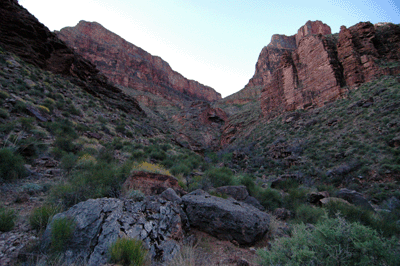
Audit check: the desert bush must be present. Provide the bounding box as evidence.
[149,149,167,161]
[50,162,131,208]
[258,215,399,266]
[0,90,9,99]
[283,187,310,211]
[167,244,196,266]
[29,204,60,232]
[205,167,234,188]
[324,200,400,237]
[109,238,149,266]
[295,204,325,224]
[127,189,145,201]
[19,117,35,131]
[0,108,9,119]
[51,217,76,252]
[60,153,78,175]
[132,162,171,176]
[0,207,16,232]
[170,164,191,176]
[255,187,283,211]
[0,148,27,181]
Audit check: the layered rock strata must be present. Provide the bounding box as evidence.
[57,21,221,104]
[242,20,400,119]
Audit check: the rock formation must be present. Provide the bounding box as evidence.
[41,197,187,265]
[122,171,184,196]
[172,101,228,152]
[57,21,221,104]
[181,189,270,245]
[0,0,144,115]
[239,20,400,119]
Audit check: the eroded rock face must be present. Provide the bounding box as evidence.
[41,197,187,265]
[172,101,228,152]
[182,190,270,245]
[0,0,144,115]
[122,171,184,196]
[261,34,345,118]
[57,21,221,104]
[247,20,400,119]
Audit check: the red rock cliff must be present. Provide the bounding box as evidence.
[252,20,400,119]
[0,0,144,115]
[57,21,221,104]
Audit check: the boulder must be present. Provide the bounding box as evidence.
[320,197,352,206]
[307,191,329,204]
[215,185,249,201]
[41,197,187,265]
[214,185,264,211]
[273,208,293,221]
[336,188,374,211]
[182,190,269,245]
[160,188,182,204]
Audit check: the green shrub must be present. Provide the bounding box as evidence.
[109,238,148,266]
[206,167,234,188]
[258,215,399,266]
[0,148,27,181]
[29,205,60,232]
[324,200,400,237]
[19,117,35,131]
[51,217,76,252]
[0,207,16,232]
[0,108,9,119]
[149,150,166,161]
[54,137,76,153]
[60,153,78,174]
[255,187,283,211]
[170,164,191,176]
[283,187,310,211]
[127,190,145,201]
[295,204,325,224]
[0,90,10,99]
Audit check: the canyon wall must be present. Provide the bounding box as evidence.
[57,21,221,104]
[241,20,400,119]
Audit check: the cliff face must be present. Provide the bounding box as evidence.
[57,21,221,104]
[243,20,400,119]
[0,0,144,115]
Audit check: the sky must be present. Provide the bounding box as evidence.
[19,0,400,98]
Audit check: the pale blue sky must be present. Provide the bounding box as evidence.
[20,0,400,97]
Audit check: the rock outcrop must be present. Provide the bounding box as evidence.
[41,197,187,265]
[57,21,221,104]
[0,0,144,115]
[172,101,228,152]
[181,190,270,245]
[240,20,400,119]
[122,171,184,196]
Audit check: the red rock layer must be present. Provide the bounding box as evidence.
[57,21,221,104]
[172,101,228,152]
[261,34,344,118]
[240,21,331,102]
[256,21,400,119]
[0,0,144,115]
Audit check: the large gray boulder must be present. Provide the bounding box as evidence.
[336,188,374,211]
[215,185,264,211]
[41,197,187,265]
[182,189,270,245]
